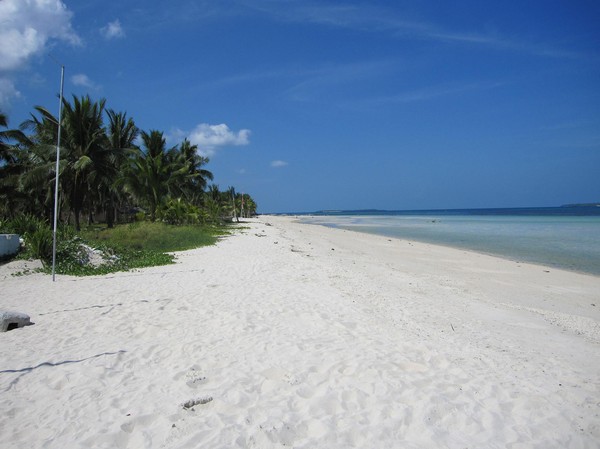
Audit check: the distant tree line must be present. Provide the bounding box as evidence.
[0,96,257,230]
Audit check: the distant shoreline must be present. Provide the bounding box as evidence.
[294,213,600,276]
[273,204,600,217]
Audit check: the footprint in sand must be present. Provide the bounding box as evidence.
[181,396,213,410]
[180,367,213,411]
[185,369,208,388]
[174,366,208,388]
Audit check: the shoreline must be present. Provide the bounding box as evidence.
[1,216,599,448]
[297,221,600,278]
[268,215,600,339]
[290,215,600,277]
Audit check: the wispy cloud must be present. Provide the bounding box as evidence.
[285,60,394,102]
[544,135,600,150]
[371,80,507,105]
[101,19,125,39]
[71,73,100,90]
[425,31,586,59]
[194,59,394,105]
[202,59,504,110]
[172,123,251,157]
[244,0,433,36]
[205,67,307,89]
[539,120,595,131]
[127,1,243,31]
[240,0,589,60]
[271,160,289,168]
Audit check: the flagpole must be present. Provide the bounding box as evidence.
[51,65,65,282]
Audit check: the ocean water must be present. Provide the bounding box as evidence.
[296,208,600,276]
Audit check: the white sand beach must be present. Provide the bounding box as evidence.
[1,215,599,449]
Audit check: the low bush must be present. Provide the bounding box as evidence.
[156,198,200,225]
[27,223,53,265]
[3,214,46,236]
[3,214,230,276]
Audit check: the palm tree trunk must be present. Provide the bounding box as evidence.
[74,207,81,231]
[106,196,115,228]
[232,192,238,223]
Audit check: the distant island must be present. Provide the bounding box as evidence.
[307,204,600,217]
[562,203,600,207]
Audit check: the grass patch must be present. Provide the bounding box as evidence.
[3,220,232,277]
[53,241,176,276]
[26,221,232,276]
[82,221,228,253]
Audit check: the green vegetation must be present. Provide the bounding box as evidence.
[0,97,257,276]
[82,221,226,253]
[1,215,231,276]
[0,102,257,227]
[1,214,54,263]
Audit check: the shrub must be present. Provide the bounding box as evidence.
[57,223,77,241]
[6,214,46,236]
[27,223,53,264]
[204,198,223,224]
[156,198,200,225]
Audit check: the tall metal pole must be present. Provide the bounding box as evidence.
[51,65,65,282]
[231,188,238,222]
[240,192,245,219]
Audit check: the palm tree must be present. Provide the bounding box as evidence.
[228,186,239,222]
[61,95,111,229]
[22,95,115,230]
[238,193,257,218]
[177,139,213,200]
[3,111,61,220]
[5,100,256,228]
[13,142,58,219]
[203,197,222,223]
[106,110,138,151]
[207,184,221,202]
[0,113,13,162]
[105,110,138,227]
[0,113,30,217]
[246,196,258,216]
[123,130,191,220]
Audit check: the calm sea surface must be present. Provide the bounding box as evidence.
[295,207,600,276]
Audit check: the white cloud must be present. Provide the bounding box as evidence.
[0,0,80,107]
[184,123,251,157]
[101,19,125,39]
[0,78,21,110]
[71,73,99,89]
[0,0,80,71]
[271,160,288,168]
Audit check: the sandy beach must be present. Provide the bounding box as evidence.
[1,215,599,449]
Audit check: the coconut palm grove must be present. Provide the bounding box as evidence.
[0,96,257,274]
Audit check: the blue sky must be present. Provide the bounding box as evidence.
[1,0,599,213]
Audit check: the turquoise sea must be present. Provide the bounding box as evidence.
[295,207,600,276]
